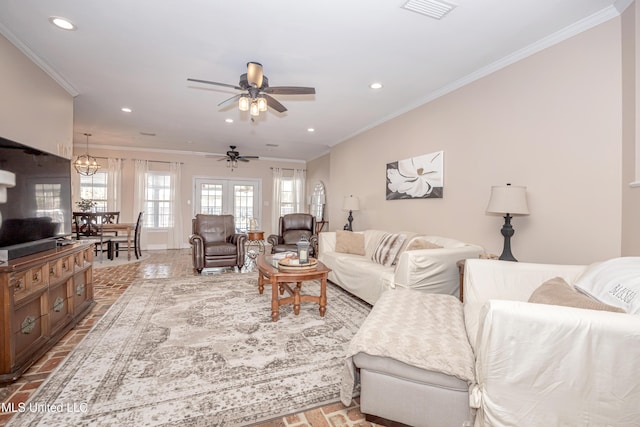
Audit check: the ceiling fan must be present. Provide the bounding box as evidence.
[208,146,259,170]
[188,62,315,115]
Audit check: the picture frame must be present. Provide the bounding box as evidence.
[386,150,443,200]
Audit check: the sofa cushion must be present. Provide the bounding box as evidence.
[529,277,625,313]
[574,257,640,314]
[335,230,365,256]
[371,233,406,267]
[406,236,443,251]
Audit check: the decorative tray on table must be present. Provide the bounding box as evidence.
[277,257,318,272]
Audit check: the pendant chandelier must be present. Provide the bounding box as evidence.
[73,133,100,176]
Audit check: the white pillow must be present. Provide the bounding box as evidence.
[574,257,640,314]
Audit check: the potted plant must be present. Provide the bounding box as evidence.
[76,198,96,212]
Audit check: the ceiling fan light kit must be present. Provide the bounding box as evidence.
[188,61,315,118]
[209,145,260,171]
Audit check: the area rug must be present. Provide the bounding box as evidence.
[7,274,371,426]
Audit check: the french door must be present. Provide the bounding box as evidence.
[193,178,261,232]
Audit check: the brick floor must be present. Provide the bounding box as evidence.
[0,249,375,427]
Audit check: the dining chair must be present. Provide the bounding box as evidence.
[111,211,144,259]
[72,212,113,259]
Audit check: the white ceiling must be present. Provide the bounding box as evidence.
[0,0,627,162]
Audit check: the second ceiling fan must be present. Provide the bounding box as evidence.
[188,62,315,115]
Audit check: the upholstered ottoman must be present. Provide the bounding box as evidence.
[341,289,475,427]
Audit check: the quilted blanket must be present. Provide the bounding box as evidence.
[340,289,475,406]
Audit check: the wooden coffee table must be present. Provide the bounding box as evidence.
[257,255,331,322]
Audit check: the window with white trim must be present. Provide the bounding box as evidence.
[279,177,294,216]
[145,172,172,229]
[79,172,108,211]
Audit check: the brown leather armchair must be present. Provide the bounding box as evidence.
[267,213,318,257]
[189,214,247,273]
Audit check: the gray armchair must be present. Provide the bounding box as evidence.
[189,214,247,273]
[267,213,318,257]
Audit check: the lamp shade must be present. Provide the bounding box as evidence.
[486,184,529,215]
[343,195,360,211]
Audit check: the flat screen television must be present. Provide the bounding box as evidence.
[0,136,72,258]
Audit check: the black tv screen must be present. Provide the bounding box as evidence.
[0,137,72,248]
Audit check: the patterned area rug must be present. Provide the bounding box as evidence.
[8,274,371,426]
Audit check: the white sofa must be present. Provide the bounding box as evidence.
[318,230,484,305]
[342,258,640,427]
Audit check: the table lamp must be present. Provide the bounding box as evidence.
[486,183,529,262]
[342,195,360,231]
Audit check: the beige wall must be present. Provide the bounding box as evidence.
[328,18,624,265]
[622,2,640,256]
[0,34,73,156]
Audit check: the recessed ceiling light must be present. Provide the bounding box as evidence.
[307,128,315,132]
[369,82,383,90]
[49,16,76,31]
[225,118,234,123]
[121,107,132,113]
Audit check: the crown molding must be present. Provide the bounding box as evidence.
[0,23,79,97]
[340,4,624,145]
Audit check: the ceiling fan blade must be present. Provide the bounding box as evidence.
[264,94,287,113]
[236,158,250,162]
[187,78,242,90]
[264,86,316,95]
[218,94,242,108]
[246,62,263,88]
[238,155,259,160]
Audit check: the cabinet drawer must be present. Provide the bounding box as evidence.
[13,294,46,362]
[72,271,91,313]
[74,247,93,271]
[49,279,72,335]
[49,256,74,283]
[11,264,48,303]
[11,271,28,300]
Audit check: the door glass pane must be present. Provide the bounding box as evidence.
[233,184,254,232]
[200,183,223,215]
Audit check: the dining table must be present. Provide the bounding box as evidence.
[100,222,136,261]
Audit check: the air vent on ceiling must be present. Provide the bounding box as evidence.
[401,0,456,20]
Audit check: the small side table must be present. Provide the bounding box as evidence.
[246,230,265,253]
[244,231,265,272]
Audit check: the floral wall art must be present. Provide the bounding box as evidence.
[386,151,443,200]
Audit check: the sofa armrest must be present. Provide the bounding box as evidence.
[189,233,205,270]
[393,244,483,295]
[231,233,247,264]
[472,300,640,426]
[318,231,336,255]
[266,234,282,247]
[463,259,586,350]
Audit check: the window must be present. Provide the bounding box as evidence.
[145,172,172,228]
[79,172,108,211]
[199,183,223,215]
[279,177,294,216]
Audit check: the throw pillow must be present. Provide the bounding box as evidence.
[574,257,640,314]
[335,231,366,256]
[406,237,443,251]
[529,277,625,313]
[371,233,406,267]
